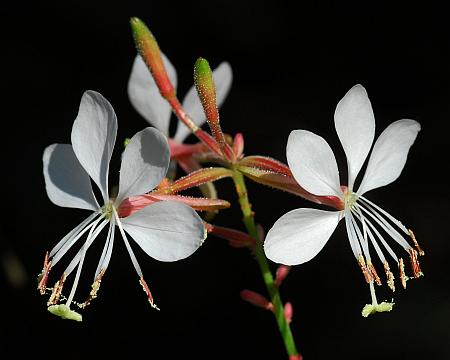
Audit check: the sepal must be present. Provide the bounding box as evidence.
[154,167,233,194]
[117,194,230,217]
[238,165,344,209]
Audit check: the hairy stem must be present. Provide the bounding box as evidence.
[232,170,300,358]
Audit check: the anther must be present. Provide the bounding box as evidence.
[398,258,408,289]
[367,262,382,286]
[358,255,373,283]
[383,261,395,292]
[139,277,160,310]
[37,252,51,295]
[408,248,423,278]
[408,229,424,256]
[80,269,105,309]
[47,273,66,305]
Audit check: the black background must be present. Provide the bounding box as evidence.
[3,1,450,359]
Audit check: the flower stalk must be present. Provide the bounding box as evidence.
[231,170,300,359]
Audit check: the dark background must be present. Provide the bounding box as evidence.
[3,1,450,359]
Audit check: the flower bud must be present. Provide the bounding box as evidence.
[130,17,175,99]
[275,265,291,287]
[240,289,273,311]
[194,57,234,161]
[284,302,293,323]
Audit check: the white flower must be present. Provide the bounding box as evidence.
[41,90,205,320]
[128,53,232,143]
[264,85,423,316]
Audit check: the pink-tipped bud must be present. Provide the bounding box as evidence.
[284,302,293,324]
[240,289,273,311]
[130,17,175,99]
[275,265,291,287]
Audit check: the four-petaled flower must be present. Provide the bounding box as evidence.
[40,90,205,321]
[264,85,423,316]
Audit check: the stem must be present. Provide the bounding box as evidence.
[232,170,300,358]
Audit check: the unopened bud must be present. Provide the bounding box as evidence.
[284,302,293,323]
[240,289,273,311]
[130,17,175,99]
[275,265,291,287]
[194,58,234,160]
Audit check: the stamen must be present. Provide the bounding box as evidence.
[349,212,378,285]
[95,219,115,279]
[356,210,389,266]
[63,219,109,277]
[355,207,398,263]
[49,212,100,257]
[38,252,51,295]
[408,248,423,278]
[80,269,105,309]
[408,229,424,256]
[344,209,362,259]
[357,255,373,283]
[358,203,411,250]
[65,218,106,306]
[139,277,160,310]
[350,212,371,261]
[359,195,409,235]
[399,258,408,289]
[113,207,143,277]
[47,273,66,305]
[383,261,395,292]
[51,216,100,267]
[367,262,382,286]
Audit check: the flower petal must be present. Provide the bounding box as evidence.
[128,54,177,135]
[287,130,342,197]
[264,208,341,265]
[116,127,170,204]
[43,144,99,210]
[71,91,117,202]
[121,200,205,262]
[334,84,375,190]
[174,61,233,142]
[357,119,421,195]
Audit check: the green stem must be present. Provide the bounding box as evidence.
[232,170,299,358]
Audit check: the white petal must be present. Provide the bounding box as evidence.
[287,130,342,197]
[71,91,117,202]
[264,208,341,265]
[116,127,170,204]
[174,62,233,142]
[334,84,375,190]
[43,144,99,210]
[121,201,205,262]
[357,119,421,195]
[128,54,177,135]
